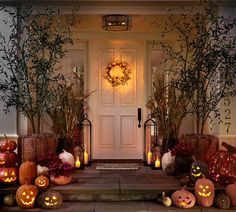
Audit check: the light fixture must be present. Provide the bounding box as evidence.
[102,15,132,31]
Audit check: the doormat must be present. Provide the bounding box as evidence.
[96,163,139,170]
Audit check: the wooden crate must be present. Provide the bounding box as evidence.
[18,133,58,163]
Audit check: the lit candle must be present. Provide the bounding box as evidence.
[155,158,161,168]
[75,158,81,168]
[147,151,152,165]
[84,150,89,165]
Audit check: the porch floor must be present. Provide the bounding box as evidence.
[0,163,235,211]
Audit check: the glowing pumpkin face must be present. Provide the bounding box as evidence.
[38,191,62,209]
[16,184,38,209]
[35,175,49,189]
[195,176,215,207]
[171,187,196,208]
[190,161,208,183]
[198,184,211,197]
[0,167,18,184]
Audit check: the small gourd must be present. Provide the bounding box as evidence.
[161,192,172,207]
[3,193,16,206]
[214,193,230,209]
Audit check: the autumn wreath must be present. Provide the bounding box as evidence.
[104,61,132,87]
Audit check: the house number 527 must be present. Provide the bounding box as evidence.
[223,97,231,134]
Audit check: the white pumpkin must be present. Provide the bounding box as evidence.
[59,149,75,167]
[161,150,175,171]
[37,165,49,176]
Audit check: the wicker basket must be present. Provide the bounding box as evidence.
[18,133,58,163]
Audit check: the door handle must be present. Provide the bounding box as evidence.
[138,108,141,128]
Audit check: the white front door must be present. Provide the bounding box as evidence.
[90,40,144,159]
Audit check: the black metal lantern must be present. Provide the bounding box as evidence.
[151,144,162,170]
[73,113,92,167]
[144,114,158,166]
[74,144,84,170]
[82,114,92,166]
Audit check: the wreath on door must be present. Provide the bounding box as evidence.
[104,61,132,87]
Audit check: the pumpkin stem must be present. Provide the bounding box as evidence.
[201,174,205,179]
[3,134,8,141]
[222,142,236,154]
[162,192,166,198]
[192,155,197,162]
[182,185,188,190]
[23,178,30,184]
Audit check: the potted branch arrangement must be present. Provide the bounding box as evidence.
[146,74,189,154]
[154,0,236,163]
[0,4,77,162]
[46,68,93,154]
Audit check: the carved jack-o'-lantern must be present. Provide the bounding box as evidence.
[0,135,17,151]
[171,187,196,208]
[194,176,215,207]
[190,161,208,183]
[0,167,18,184]
[35,175,49,189]
[0,152,18,167]
[38,191,62,209]
[16,183,38,208]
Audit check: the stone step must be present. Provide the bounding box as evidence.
[0,165,225,202]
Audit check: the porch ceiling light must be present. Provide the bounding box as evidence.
[102,15,132,31]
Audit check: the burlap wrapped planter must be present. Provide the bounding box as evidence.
[18,133,58,163]
[180,134,219,164]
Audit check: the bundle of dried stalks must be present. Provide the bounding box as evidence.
[146,74,189,141]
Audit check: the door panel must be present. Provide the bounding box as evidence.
[90,41,144,159]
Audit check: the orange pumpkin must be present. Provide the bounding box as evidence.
[50,175,72,185]
[0,167,18,184]
[194,175,215,207]
[208,142,236,184]
[35,175,49,189]
[16,183,38,208]
[0,136,17,151]
[171,187,196,208]
[19,161,37,185]
[225,182,236,206]
[0,152,18,167]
